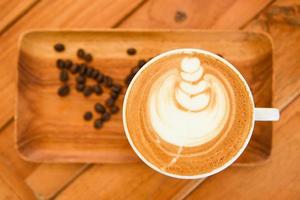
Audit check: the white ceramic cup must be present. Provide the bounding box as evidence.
[123,48,280,179]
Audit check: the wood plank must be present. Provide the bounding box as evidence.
[120,0,272,28]
[56,163,204,200]
[0,0,39,34]
[187,96,300,199]
[0,0,144,128]
[244,0,300,109]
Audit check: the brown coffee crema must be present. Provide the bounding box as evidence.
[125,52,253,176]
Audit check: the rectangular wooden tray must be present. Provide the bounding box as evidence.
[16,30,273,164]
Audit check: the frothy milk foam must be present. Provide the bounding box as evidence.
[125,50,253,177]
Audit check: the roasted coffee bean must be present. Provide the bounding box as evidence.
[111,84,122,93]
[125,73,134,85]
[70,64,80,74]
[96,73,104,83]
[104,76,113,87]
[101,112,111,122]
[77,49,85,59]
[131,66,140,74]
[110,105,119,114]
[57,84,70,96]
[94,103,106,114]
[94,118,103,129]
[91,69,99,79]
[83,86,93,97]
[127,48,136,55]
[86,67,94,77]
[54,43,65,52]
[64,59,73,69]
[56,59,65,69]
[60,69,69,82]
[76,75,86,84]
[84,53,93,62]
[76,83,85,92]
[93,85,103,95]
[110,91,119,100]
[79,64,87,76]
[137,59,146,68]
[83,111,93,121]
[105,98,115,107]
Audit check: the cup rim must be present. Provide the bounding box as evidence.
[122,48,255,179]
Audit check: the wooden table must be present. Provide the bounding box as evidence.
[0,0,299,199]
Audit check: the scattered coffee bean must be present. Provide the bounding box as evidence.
[94,118,103,129]
[83,111,93,121]
[86,67,94,77]
[76,83,85,92]
[83,86,93,97]
[101,112,111,122]
[65,59,73,69]
[60,69,69,82]
[110,91,119,100]
[70,64,80,74]
[91,69,99,79]
[77,49,85,59]
[127,48,136,55]
[111,84,122,93]
[54,43,65,52]
[93,85,103,95]
[56,59,65,69]
[76,75,86,84]
[125,73,134,85]
[84,53,93,62]
[137,59,146,68]
[96,73,104,83]
[79,64,87,76]
[104,76,113,87]
[131,66,140,74]
[105,98,115,107]
[95,103,106,114]
[57,84,70,96]
[110,105,119,114]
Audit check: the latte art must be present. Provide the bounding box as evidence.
[149,57,231,147]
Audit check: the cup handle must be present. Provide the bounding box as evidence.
[254,108,280,121]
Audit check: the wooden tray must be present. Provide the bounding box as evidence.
[16,30,273,164]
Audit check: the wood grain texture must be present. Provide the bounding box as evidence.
[244,0,300,109]
[120,0,273,28]
[0,0,39,34]
[17,30,273,165]
[0,0,144,129]
[56,163,204,200]
[187,96,300,200]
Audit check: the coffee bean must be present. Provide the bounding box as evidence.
[54,43,65,52]
[125,73,134,85]
[137,59,146,68]
[70,64,80,74]
[76,83,85,92]
[76,75,86,84]
[84,53,93,62]
[101,112,111,122]
[96,73,104,83]
[110,91,119,100]
[104,76,113,87]
[65,59,73,69]
[93,85,103,95]
[83,111,93,121]
[111,84,122,93]
[57,84,70,96]
[94,118,103,129]
[79,64,87,76]
[83,86,93,97]
[110,105,119,114]
[105,98,115,107]
[60,69,69,82]
[91,69,99,79]
[56,59,65,69]
[131,66,140,74]
[86,67,94,77]
[95,103,106,114]
[77,49,85,59]
[127,48,136,55]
